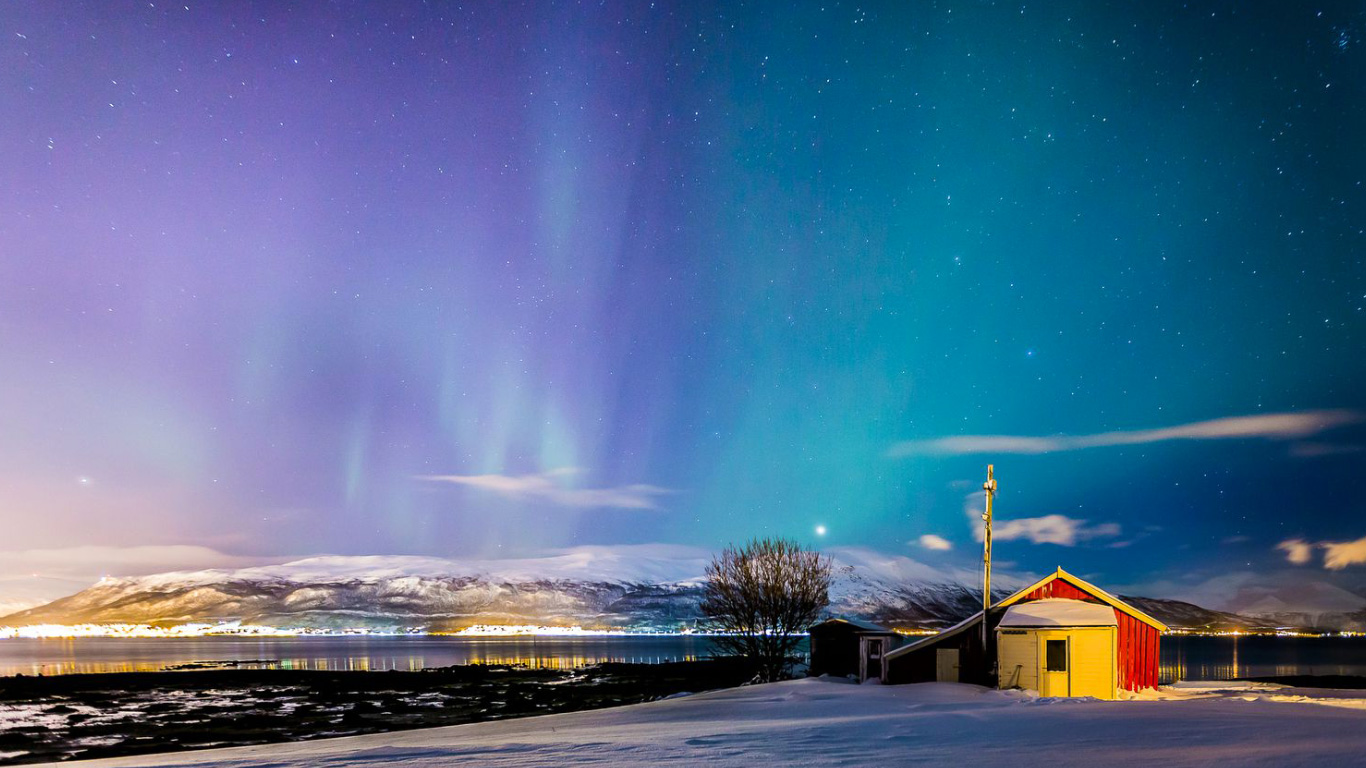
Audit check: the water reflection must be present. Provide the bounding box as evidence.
[7,635,1364,681]
[0,636,720,677]
[1159,635,1366,684]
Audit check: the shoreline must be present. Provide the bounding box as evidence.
[3,661,1366,764]
[1245,674,1366,689]
[0,660,755,765]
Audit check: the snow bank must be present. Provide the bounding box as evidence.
[59,678,1366,767]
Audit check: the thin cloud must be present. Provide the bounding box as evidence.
[1273,536,1366,570]
[0,545,274,614]
[419,469,672,510]
[1277,538,1313,566]
[890,409,1362,457]
[993,515,1121,546]
[962,491,1119,547]
[1289,442,1364,458]
[0,545,262,581]
[916,534,953,551]
[1322,536,1366,571]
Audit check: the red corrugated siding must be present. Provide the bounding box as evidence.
[1022,581,1093,601]
[1018,578,1160,691]
[1113,600,1160,690]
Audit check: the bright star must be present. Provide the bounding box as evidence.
[815,525,827,536]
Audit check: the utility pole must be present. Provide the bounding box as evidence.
[981,464,997,655]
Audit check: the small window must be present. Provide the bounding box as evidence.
[1045,639,1067,672]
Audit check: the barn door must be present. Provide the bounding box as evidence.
[1038,632,1070,696]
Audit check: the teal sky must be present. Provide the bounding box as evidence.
[1,1,1363,601]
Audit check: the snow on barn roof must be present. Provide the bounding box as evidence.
[997,598,1118,628]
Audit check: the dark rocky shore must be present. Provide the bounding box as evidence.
[1245,674,1366,689]
[0,659,753,765]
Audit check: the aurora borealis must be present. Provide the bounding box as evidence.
[1,2,1364,606]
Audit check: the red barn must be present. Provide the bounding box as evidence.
[882,568,1166,697]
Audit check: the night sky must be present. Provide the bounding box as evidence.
[2,2,1364,606]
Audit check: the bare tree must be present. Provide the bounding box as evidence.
[700,537,833,682]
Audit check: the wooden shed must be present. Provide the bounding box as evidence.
[807,618,903,681]
[883,568,1166,696]
[997,598,1119,698]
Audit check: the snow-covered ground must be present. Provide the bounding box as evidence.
[56,678,1366,767]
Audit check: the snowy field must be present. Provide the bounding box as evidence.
[54,678,1366,767]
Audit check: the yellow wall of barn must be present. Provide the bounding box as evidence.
[997,631,1038,691]
[1062,627,1116,699]
[996,626,1117,700]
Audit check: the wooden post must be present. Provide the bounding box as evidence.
[981,465,997,665]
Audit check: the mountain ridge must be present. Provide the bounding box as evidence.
[0,548,1307,632]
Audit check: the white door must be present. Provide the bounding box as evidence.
[996,630,1038,691]
[935,648,959,682]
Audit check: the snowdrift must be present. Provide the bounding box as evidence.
[62,677,1366,767]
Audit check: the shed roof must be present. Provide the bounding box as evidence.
[998,598,1118,628]
[882,611,983,661]
[809,617,893,633]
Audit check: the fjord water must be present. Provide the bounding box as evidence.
[1,635,1363,681]
[1161,635,1366,683]
[0,635,721,677]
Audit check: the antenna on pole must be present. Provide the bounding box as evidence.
[981,464,997,657]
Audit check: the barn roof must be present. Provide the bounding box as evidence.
[998,598,1117,627]
[997,568,1168,632]
[884,566,1166,663]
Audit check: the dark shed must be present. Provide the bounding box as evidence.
[883,611,989,685]
[808,618,903,680]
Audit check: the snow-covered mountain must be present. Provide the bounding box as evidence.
[0,546,710,631]
[1131,572,1366,632]
[1219,580,1366,631]
[1117,596,1265,632]
[0,546,1272,632]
